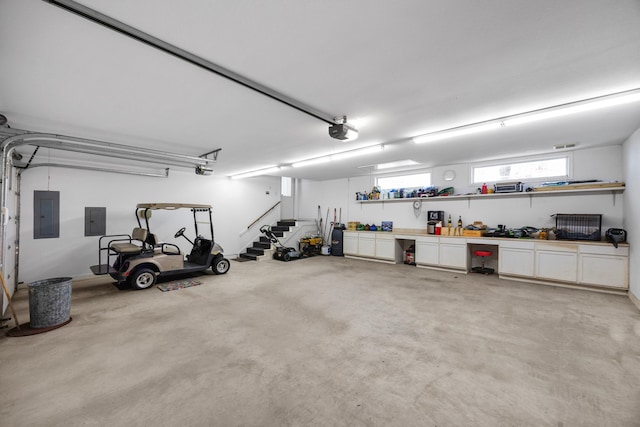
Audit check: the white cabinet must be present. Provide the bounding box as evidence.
[439,238,467,269]
[375,234,396,260]
[343,232,396,261]
[415,236,439,266]
[535,242,578,283]
[578,245,629,289]
[358,233,376,257]
[498,240,535,277]
[343,232,358,255]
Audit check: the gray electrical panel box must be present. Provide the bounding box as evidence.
[85,207,106,236]
[34,191,60,239]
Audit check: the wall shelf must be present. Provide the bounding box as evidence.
[357,186,625,204]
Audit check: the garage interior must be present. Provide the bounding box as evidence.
[1,1,640,426]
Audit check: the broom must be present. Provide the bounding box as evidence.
[0,272,20,330]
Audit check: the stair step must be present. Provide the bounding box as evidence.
[240,253,258,261]
[271,225,290,232]
[259,236,271,243]
[278,220,296,227]
[253,242,271,249]
[247,247,265,255]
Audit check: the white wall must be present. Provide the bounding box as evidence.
[15,165,281,284]
[623,130,640,302]
[299,146,625,232]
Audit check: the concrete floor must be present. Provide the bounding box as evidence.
[1,256,639,426]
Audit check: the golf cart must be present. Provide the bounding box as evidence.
[90,203,230,289]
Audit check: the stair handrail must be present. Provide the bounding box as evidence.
[246,201,281,230]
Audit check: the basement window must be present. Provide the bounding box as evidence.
[471,155,570,184]
[281,176,292,197]
[377,172,431,190]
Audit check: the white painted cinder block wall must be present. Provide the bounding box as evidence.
[16,166,281,284]
[623,129,640,304]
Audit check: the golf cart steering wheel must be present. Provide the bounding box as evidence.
[174,227,186,239]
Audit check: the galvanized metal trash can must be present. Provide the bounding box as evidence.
[28,277,72,328]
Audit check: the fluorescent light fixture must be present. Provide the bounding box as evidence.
[292,156,331,168]
[331,145,383,160]
[376,159,419,170]
[231,166,280,179]
[412,87,640,144]
[413,122,502,144]
[503,90,640,127]
[292,145,383,168]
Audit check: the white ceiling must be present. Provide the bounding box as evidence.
[1,0,639,180]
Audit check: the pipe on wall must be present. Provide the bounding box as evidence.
[0,131,217,279]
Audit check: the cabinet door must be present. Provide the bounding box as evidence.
[343,234,358,255]
[536,251,577,282]
[415,241,439,265]
[578,254,628,289]
[439,243,466,269]
[375,238,396,260]
[499,248,534,277]
[358,235,376,257]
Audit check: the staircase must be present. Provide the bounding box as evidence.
[238,220,297,261]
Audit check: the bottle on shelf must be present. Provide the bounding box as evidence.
[447,215,452,227]
[457,216,463,227]
[481,183,488,194]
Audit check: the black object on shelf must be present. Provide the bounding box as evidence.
[555,214,602,241]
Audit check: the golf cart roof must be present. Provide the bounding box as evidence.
[136,203,212,210]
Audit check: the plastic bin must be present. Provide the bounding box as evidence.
[28,277,72,328]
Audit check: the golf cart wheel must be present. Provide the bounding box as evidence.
[130,268,157,290]
[283,252,291,262]
[212,257,230,275]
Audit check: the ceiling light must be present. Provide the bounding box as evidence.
[292,145,383,168]
[329,116,358,141]
[412,87,640,144]
[231,166,281,179]
[413,122,502,144]
[331,145,383,160]
[291,156,331,168]
[375,160,419,170]
[503,90,640,127]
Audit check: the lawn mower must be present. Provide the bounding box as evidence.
[260,224,314,262]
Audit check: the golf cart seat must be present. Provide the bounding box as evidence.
[147,233,181,255]
[110,227,148,254]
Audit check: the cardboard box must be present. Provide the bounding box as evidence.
[462,229,485,237]
[347,222,360,231]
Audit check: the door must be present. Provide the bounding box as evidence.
[536,251,577,282]
[499,248,535,277]
[415,241,439,265]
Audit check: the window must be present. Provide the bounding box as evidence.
[281,176,292,197]
[472,155,569,184]
[377,172,431,190]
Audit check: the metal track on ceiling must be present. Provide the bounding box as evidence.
[43,0,340,125]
